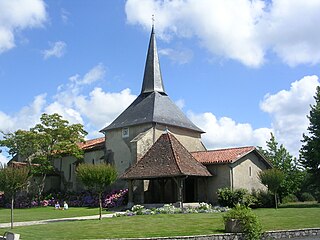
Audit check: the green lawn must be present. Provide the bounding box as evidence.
[0,207,319,240]
[0,207,102,223]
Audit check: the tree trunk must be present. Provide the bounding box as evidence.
[275,193,278,209]
[11,195,14,229]
[99,192,102,220]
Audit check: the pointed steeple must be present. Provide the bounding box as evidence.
[141,26,165,94]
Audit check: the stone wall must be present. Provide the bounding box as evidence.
[115,228,320,240]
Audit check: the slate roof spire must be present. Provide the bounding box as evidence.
[141,26,165,94]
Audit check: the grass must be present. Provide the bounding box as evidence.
[0,207,102,223]
[0,206,319,240]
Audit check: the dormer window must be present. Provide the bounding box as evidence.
[122,127,129,138]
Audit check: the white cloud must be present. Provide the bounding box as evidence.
[42,41,67,59]
[45,102,84,125]
[189,111,272,149]
[0,152,9,165]
[0,0,46,53]
[60,8,70,24]
[70,63,105,85]
[159,48,193,64]
[262,0,320,66]
[125,0,320,67]
[175,99,185,110]
[75,88,136,130]
[188,75,319,156]
[260,75,319,156]
[0,63,136,140]
[0,94,46,133]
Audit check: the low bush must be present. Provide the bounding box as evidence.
[223,204,262,240]
[218,188,256,207]
[251,190,274,208]
[282,194,298,204]
[300,192,316,202]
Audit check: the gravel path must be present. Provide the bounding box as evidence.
[0,212,120,228]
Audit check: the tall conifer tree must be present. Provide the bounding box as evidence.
[300,86,320,191]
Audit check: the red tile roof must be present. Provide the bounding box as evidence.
[192,146,256,164]
[78,137,105,151]
[121,132,211,180]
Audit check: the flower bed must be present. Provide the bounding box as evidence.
[115,203,229,217]
[0,189,128,209]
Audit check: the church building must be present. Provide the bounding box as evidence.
[45,26,271,205]
[98,27,271,205]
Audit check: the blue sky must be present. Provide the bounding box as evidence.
[1,0,320,163]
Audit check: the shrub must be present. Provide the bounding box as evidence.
[251,190,274,208]
[223,204,262,240]
[300,192,316,202]
[218,188,256,207]
[282,194,298,204]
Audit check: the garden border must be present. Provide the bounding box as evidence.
[115,228,320,240]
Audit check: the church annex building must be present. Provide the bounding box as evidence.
[46,27,272,205]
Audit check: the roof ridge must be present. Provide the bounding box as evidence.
[167,133,184,175]
[192,146,255,153]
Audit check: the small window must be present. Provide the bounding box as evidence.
[249,166,252,177]
[69,164,72,181]
[122,127,129,138]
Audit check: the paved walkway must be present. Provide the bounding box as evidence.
[0,212,121,228]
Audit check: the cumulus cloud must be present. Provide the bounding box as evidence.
[0,94,46,133]
[46,64,136,134]
[0,63,136,140]
[188,75,319,156]
[125,0,320,67]
[189,112,272,150]
[159,48,193,64]
[262,0,320,66]
[75,88,136,129]
[0,152,8,165]
[260,75,319,156]
[42,41,67,59]
[0,0,46,53]
[69,63,105,85]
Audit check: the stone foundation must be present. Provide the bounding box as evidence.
[115,228,320,240]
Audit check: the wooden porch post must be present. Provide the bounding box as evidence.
[173,177,184,210]
[204,177,208,203]
[127,180,134,208]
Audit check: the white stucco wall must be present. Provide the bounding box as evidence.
[232,152,269,192]
[51,149,104,191]
[204,164,231,203]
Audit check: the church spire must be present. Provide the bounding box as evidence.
[141,26,165,94]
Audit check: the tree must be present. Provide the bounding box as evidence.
[0,113,87,197]
[300,86,320,195]
[258,169,284,209]
[259,133,304,200]
[76,163,117,220]
[0,164,30,228]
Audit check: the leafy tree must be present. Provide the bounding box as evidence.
[259,133,304,200]
[76,163,117,220]
[0,113,87,197]
[258,168,284,209]
[300,86,320,195]
[0,164,30,228]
